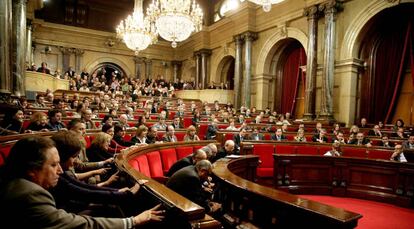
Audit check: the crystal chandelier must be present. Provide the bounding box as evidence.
[147,0,203,48]
[248,0,285,12]
[116,0,158,55]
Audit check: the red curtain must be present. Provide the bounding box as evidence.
[280,46,306,115]
[367,20,413,123]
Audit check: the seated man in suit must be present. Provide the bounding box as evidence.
[162,125,178,143]
[368,125,382,137]
[390,144,407,162]
[379,134,394,148]
[166,149,207,177]
[233,128,249,153]
[0,136,164,228]
[166,160,222,213]
[250,127,264,141]
[206,119,218,140]
[312,128,329,143]
[271,128,287,141]
[348,132,372,147]
[324,142,342,157]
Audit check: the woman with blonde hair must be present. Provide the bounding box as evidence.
[26,111,49,132]
[87,132,113,162]
[184,125,201,142]
[294,128,307,142]
[131,125,148,145]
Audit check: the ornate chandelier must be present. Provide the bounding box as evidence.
[116,0,158,55]
[147,0,203,48]
[248,0,285,12]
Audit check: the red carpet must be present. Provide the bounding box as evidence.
[300,195,414,229]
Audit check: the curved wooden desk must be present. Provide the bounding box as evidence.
[212,155,362,228]
[115,141,221,229]
[273,155,414,208]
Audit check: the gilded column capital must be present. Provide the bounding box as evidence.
[242,31,258,42]
[233,34,244,45]
[133,56,144,63]
[199,49,212,57]
[73,48,84,56]
[319,0,343,16]
[59,46,74,55]
[171,61,182,67]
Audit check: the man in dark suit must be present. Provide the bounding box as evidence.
[166,160,221,213]
[36,62,51,74]
[0,136,164,228]
[271,128,287,141]
[166,149,207,177]
[211,140,236,163]
[312,128,329,143]
[162,125,178,142]
[206,119,218,140]
[348,132,371,146]
[250,128,264,141]
[233,128,249,153]
[368,125,382,137]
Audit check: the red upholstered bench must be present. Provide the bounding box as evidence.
[175,132,185,141]
[367,149,393,160]
[146,151,167,182]
[264,134,272,140]
[342,147,367,158]
[198,124,208,139]
[160,148,178,174]
[183,117,192,128]
[253,144,275,178]
[134,154,151,177]
[318,146,332,156]
[176,146,194,159]
[296,145,319,155]
[275,145,296,154]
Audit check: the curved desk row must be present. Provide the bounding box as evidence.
[212,155,362,228]
[273,154,414,208]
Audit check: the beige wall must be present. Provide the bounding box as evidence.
[31,0,413,125]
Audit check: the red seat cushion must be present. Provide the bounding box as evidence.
[368,149,393,160]
[176,146,193,159]
[253,144,274,178]
[183,117,192,128]
[129,159,139,170]
[318,146,332,156]
[0,143,14,159]
[123,134,132,142]
[84,136,92,149]
[146,151,164,178]
[275,145,296,154]
[286,135,294,141]
[257,168,274,177]
[225,133,235,141]
[296,146,319,155]
[264,134,272,140]
[198,124,208,139]
[160,148,178,174]
[135,155,151,177]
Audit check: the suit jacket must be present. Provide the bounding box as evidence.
[0,178,126,229]
[250,133,264,141]
[166,166,210,212]
[166,156,193,177]
[205,125,218,140]
[271,134,287,141]
[162,134,178,143]
[312,134,329,143]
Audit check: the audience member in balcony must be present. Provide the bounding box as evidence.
[348,132,372,147]
[392,127,408,139]
[26,111,49,132]
[87,132,116,163]
[172,117,184,129]
[66,66,76,78]
[294,129,307,142]
[245,108,252,118]
[368,125,383,137]
[112,124,134,147]
[18,97,29,110]
[162,125,178,143]
[272,128,287,141]
[390,144,407,162]
[46,109,66,131]
[131,125,148,145]
[402,135,414,150]
[392,118,405,132]
[166,149,208,177]
[167,160,222,213]
[333,131,347,145]
[0,136,164,228]
[117,114,131,130]
[0,107,24,135]
[81,108,97,130]
[379,135,394,148]
[31,94,47,108]
[312,128,329,143]
[27,63,37,71]
[250,127,264,141]
[357,117,368,128]
[36,62,51,74]
[153,117,167,131]
[324,142,342,157]
[184,125,201,142]
[206,119,218,140]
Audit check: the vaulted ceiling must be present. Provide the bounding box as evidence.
[35,0,222,32]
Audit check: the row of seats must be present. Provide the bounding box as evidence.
[249,143,394,178]
[127,145,206,182]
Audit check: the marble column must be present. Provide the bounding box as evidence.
[26,19,33,66]
[145,59,152,79]
[233,35,244,109]
[60,47,72,73]
[194,53,201,89]
[302,5,320,120]
[200,49,212,89]
[134,56,143,79]
[243,32,257,109]
[74,48,84,73]
[11,0,27,97]
[0,0,12,95]
[318,0,341,121]
[171,61,182,82]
